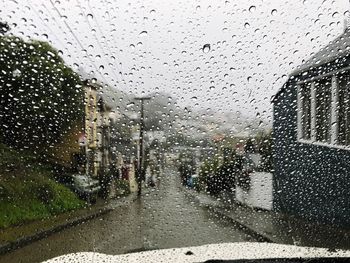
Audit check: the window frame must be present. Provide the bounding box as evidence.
[297,72,350,150]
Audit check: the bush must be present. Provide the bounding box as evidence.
[115,179,130,197]
[198,155,240,196]
[0,173,84,229]
[34,184,55,204]
[0,138,84,229]
[198,157,220,193]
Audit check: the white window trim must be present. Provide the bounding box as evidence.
[297,74,349,150]
[310,82,316,141]
[299,138,350,151]
[297,84,303,141]
[331,75,339,144]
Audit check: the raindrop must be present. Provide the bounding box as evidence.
[12,69,21,77]
[332,12,339,18]
[202,44,211,53]
[244,22,250,28]
[126,102,135,108]
[87,13,93,19]
[139,31,148,36]
[271,9,277,16]
[249,6,256,12]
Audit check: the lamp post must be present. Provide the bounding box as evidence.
[134,96,151,196]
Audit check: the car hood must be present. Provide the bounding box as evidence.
[43,242,350,263]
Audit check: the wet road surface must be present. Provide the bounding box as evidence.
[0,167,257,263]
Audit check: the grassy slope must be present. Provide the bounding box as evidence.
[0,144,84,229]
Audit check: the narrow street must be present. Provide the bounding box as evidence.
[0,167,257,263]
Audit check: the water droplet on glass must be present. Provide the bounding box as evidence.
[249,6,256,12]
[332,12,339,18]
[12,69,21,77]
[271,9,277,15]
[126,102,135,108]
[139,31,148,36]
[202,44,210,53]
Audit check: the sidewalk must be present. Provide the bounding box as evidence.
[183,187,350,250]
[0,193,138,255]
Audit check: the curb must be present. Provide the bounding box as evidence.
[0,207,112,256]
[212,207,274,243]
[182,187,274,243]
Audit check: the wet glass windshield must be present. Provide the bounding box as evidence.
[1,1,350,262]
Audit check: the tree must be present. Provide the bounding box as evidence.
[244,138,256,153]
[258,132,273,172]
[0,36,83,152]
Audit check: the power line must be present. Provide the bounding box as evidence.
[100,0,127,84]
[87,0,126,84]
[27,2,68,53]
[76,0,122,85]
[48,0,109,84]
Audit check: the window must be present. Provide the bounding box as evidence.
[338,73,350,145]
[315,78,332,143]
[300,83,311,140]
[298,73,350,147]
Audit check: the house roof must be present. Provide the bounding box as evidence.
[273,29,350,103]
[291,29,350,76]
[83,78,132,112]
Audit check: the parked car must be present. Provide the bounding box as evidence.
[67,174,101,203]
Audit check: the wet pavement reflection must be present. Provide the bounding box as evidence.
[0,167,255,263]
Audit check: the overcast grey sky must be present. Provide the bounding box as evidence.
[1,0,349,122]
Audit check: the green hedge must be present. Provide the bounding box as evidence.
[115,179,130,197]
[0,140,85,229]
[0,175,84,229]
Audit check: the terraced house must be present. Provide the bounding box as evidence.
[273,28,350,226]
[84,80,112,178]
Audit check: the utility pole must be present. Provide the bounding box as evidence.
[134,96,151,196]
